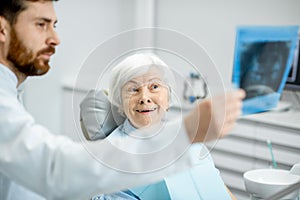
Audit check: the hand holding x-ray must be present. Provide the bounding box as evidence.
[184,89,245,143]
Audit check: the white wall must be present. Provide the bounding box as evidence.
[23,0,300,134]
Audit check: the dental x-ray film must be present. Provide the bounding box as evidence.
[232,26,299,115]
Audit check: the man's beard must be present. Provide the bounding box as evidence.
[7,28,55,76]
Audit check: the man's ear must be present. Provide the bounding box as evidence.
[0,17,9,43]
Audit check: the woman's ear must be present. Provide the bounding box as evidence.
[0,17,9,43]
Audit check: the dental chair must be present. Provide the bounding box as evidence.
[79,89,233,200]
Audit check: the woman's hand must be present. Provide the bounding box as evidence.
[184,89,245,143]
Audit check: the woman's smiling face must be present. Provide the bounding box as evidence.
[121,67,169,129]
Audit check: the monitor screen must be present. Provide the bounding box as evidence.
[285,36,300,91]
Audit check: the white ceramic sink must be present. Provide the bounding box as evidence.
[244,169,300,199]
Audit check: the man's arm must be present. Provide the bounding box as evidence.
[0,89,193,199]
[184,89,245,143]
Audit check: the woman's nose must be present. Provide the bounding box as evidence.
[139,98,152,104]
[138,89,152,104]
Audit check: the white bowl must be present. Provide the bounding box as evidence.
[244,169,300,199]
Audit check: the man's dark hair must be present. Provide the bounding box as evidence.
[0,0,58,25]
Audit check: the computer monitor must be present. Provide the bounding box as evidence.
[285,35,300,91]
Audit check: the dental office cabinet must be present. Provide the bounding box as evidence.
[206,94,300,200]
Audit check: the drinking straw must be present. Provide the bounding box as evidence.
[267,139,278,169]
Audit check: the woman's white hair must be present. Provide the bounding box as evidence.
[108,53,175,113]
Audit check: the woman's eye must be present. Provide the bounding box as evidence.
[128,87,138,93]
[150,84,160,90]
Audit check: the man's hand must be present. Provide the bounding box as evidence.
[184,89,245,143]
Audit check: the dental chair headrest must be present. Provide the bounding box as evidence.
[79,89,125,140]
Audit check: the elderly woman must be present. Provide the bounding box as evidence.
[89,53,237,200]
